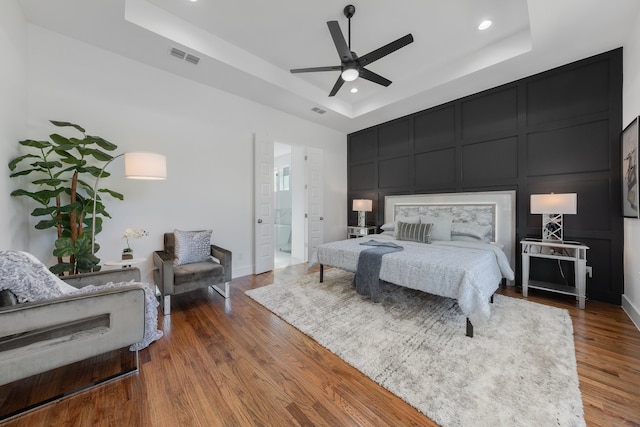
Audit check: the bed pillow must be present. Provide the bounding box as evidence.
[380,222,395,231]
[419,215,452,241]
[174,229,212,265]
[451,222,492,242]
[396,222,433,244]
[393,215,420,237]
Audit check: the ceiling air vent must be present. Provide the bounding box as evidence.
[169,47,200,65]
[170,47,186,60]
[311,107,326,115]
[184,54,200,65]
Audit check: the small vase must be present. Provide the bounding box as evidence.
[122,250,133,260]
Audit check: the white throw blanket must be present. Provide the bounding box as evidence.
[0,250,162,351]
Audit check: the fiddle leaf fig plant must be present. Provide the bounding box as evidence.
[8,120,124,275]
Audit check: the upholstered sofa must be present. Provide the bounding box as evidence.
[0,265,147,386]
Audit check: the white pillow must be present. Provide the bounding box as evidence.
[419,215,452,241]
[380,222,395,231]
[451,222,492,242]
[173,229,213,265]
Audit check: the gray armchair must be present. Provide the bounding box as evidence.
[0,267,145,387]
[153,232,232,314]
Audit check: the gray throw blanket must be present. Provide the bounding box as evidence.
[352,240,403,302]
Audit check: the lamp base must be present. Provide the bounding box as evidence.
[357,211,366,227]
[542,213,564,241]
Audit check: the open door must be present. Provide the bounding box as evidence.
[254,134,275,274]
[306,147,324,262]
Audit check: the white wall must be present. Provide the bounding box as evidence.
[622,8,640,329]
[18,24,346,281]
[0,1,29,251]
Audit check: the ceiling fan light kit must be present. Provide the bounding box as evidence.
[290,4,414,97]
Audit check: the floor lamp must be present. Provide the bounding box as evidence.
[530,193,577,241]
[91,152,167,254]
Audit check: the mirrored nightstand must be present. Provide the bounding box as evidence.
[347,226,376,239]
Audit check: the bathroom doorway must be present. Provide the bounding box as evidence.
[274,142,305,268]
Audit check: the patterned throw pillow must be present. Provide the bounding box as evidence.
[396,222,433,244]
[173,229,212,265]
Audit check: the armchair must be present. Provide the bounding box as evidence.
[0,267,146,387]
[153,232,232,314]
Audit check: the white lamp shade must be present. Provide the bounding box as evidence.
[124,152,167,180]
[530,193,577,214]
[352,199,372,212]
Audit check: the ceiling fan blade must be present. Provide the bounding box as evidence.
[328,76,345,97]
[359,68,392,87]
[327,21,353,62]
[358,34,414,67]
[290,65,342,73]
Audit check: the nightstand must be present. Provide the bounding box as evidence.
[347,226,376,239]
[520,238,589,309]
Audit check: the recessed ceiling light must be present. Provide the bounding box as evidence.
[350,88,358,93]
[478,20,492,30]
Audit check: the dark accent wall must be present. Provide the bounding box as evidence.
[347,48,623,305]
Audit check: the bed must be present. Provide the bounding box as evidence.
[309,191,516,337]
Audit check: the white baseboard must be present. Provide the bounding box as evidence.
[621,294,640,331]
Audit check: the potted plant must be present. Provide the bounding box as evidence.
[122,228,148,260]
[8,121,124,275]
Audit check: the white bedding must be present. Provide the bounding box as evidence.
[309,234,515,327]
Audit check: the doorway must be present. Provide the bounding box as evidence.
[274,142,305,268]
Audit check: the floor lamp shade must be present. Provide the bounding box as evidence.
[124,152,167,180]
[530,193,577,241]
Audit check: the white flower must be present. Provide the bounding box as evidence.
[122,228,149,250]
[123,228,149,239]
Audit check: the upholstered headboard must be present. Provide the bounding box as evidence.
[384,191,516,272]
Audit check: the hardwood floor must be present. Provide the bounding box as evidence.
[2,264,640,426]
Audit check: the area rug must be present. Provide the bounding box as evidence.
[246,269,585,427]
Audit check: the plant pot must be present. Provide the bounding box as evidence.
[122,251,133,260]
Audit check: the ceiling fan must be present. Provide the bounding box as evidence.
[290,4,414,97]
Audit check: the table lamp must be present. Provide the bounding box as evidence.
[530,193,577,241]
[352,199,372,227]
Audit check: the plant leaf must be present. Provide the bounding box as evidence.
[49,262,74,275]
[18,139,52,149]
[50,120,86,134]
[32,178,65,186]
[31,206,58,216]
[86,135,117,151]
[8,153,41,171]
[35,218,59,230]
[99,188,124,200]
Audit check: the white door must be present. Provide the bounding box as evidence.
[306,147,324,262]
[254,135,274,274]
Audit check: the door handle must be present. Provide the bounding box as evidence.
[320,217,324,220]
[257,219,263,223]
